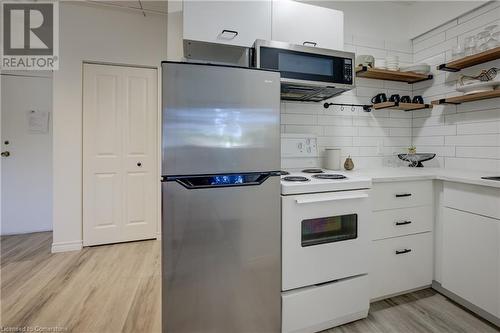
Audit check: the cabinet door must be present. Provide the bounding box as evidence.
[272,0,343,50]
[442,208,500,317]
[183,1,271,47]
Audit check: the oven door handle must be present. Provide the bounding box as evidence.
[295,193,368,204]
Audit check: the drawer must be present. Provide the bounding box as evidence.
[370,232,433,300]
[372,181,433,211]
[282,275,369,333]
[444,182,500,220]
[371,206,433,240]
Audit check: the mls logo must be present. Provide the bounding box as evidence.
[1,1,59,70]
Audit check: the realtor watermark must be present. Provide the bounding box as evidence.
[1,1,59,70]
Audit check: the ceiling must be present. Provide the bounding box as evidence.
[90,1,168,14]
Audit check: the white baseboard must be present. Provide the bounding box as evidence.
[156,232,161,240]
[51,240,83,253]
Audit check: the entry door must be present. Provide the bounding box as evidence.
[1,74,52,235]
[83,64,158,246]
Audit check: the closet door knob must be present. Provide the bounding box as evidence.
[137,162,142,167]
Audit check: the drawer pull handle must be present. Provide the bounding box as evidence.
[395,193,412,198]
[395,249,412,255]
[395,220,412,226]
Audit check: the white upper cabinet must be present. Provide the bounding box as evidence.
[272,0,344,50]
[183,1,272,48]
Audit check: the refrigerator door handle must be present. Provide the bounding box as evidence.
[165,172,280,189]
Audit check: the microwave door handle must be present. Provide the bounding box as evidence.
[303,41,317,47]
[295,193,368,204]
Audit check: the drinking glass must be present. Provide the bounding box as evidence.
[464,36,476,56]
[452,44,464,60]
[476,31,490,53]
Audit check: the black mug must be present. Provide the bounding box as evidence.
[371,93,387,104]
[400,95,411,103]
[412,95,424,104]
[389,94,400,103]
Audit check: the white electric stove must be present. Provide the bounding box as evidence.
[280,136,372,333]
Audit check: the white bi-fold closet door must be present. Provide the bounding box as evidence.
[83,63,158,246]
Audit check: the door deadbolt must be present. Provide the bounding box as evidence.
[1,151,10,157]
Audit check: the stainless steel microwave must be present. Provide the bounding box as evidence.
[253,40,355,102]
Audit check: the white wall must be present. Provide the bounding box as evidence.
[52,2,167,252]
[411,1,500,172]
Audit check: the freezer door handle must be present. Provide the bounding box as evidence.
[165,172,279,189]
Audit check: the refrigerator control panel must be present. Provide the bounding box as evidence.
[281,135,318,158]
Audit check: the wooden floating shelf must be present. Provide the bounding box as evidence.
[437,47,500,72]
[372,101,432,111]
[355,66,433,83]
[432,89,500,105]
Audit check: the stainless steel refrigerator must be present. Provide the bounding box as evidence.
[161,62,281,333]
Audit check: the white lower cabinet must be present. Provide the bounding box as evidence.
[369,181,434,300]
[282,275,369,333]
[442,207,500,317]
[370,232,433,300]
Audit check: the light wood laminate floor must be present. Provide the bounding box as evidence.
[1,232,498,333]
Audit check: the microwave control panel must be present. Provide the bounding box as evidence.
[343,59,353,83]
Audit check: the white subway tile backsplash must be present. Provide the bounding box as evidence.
[456,147,500,159]
[384,40,412,53]
[413,136,445,146]
[358,126,390,137]
[353,35,385,49]
[412,19,458,45]
[446,7,500,39]
[446,109,500,124]
[317,136,353,147]
[353,136,380,147]
[457,2,500,24]
[412,116,445,128]
[413,32,445,53]
[457,121,500,135]
[281,114,317,125]
[445,134,500,146]
[383,136,412,147]
[323,126,358,136]
[317,115,353,126]
[414,39,456,63]
[284,125,323,136]
[412,125,456,136]
[444,157,500,173]
[417,145,456,157]
[390,127,412,137]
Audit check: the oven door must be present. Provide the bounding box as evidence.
[282,190,370,291]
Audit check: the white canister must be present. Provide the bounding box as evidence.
[325,148,341,170]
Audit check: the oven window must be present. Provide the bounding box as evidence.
[301,214,357,247]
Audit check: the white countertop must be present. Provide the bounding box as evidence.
[341,167,500,189]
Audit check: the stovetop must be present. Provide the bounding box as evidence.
[280,169,372,195]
